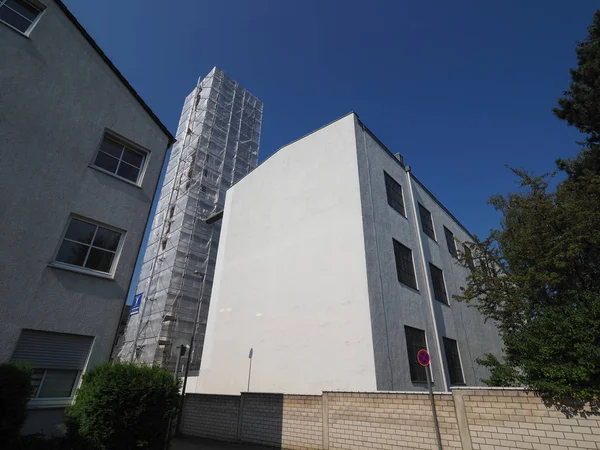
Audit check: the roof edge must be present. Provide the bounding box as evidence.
[354,115,475,241]
[54,0,175,145]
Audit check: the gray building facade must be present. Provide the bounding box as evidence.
[117,68,263,373]
[0,0,174,434]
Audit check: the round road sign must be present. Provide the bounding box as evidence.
[417,349,430,367]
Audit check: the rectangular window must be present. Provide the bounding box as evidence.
[11,330,93,401]
[393,240,417,290]
[429,263,448,305]
[444,226,458,258]
[418,203,436,240]
[405,326,428,383]
[384,172,405,216]
[443,337,464,385]
[0,0,42,34]
[92,134,148,185]
[54,217,123,275]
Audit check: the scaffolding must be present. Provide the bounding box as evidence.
[116,67,263,372]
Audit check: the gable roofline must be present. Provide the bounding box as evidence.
[54,0,175,145]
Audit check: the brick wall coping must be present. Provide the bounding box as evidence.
[450,386,528,391]
[186,393,241,398]
[323,390,453,395]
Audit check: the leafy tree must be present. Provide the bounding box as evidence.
[455,9,600,408]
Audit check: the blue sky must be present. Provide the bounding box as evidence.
[63,0,597,302]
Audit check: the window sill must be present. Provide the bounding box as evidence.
[48,262,115,280]
[89,165,143,189]
[398,281,420,294]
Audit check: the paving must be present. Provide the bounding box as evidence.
[171,437,275,450]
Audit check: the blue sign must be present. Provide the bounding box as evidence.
[130,293,143,315]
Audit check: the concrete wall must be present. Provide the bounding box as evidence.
[197,113,377,394]
[0,0,170,434]
[181,390,600,450]
[354,117,502,391]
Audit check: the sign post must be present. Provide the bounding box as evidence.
[418,349,442,450]
[247,348,253,392]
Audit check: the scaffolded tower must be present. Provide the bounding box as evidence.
[117,67,262,372]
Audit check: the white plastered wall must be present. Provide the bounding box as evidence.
[194,114,377,394]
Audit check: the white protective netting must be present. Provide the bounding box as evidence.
[116,68,262,372]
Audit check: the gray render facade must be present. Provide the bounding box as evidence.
[0,0,173,434]
[117,68,263,372]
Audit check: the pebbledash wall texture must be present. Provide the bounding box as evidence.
[180,389,600,450]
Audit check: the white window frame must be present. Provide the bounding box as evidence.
[29,368,83,407]
[90,130,151,187]
[50,215,126,279]
[0,0,45,37]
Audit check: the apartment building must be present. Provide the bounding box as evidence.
[0,0,174,434]
[193,113,502,394]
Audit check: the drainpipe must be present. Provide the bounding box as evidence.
[405,166,448,393]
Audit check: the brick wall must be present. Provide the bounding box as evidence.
[180,394,240,441]
[327,392,460,450]
[180,389,600,449]
[457,389,600,450]
[281,395,322,449]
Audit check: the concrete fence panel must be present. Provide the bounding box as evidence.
[180,389,600,449]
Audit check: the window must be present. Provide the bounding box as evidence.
[463,245,475,271]
[54,217,123,275]
[11,330,93,401]
[0,0,42,34]
[93,134,147,184]
[418,203,435,240]
[429,263,448,305]
[393,240,417,289]
[443,338,464,385]
[384,172,405,216]
[444,226,458,258]
[405,326,428,383]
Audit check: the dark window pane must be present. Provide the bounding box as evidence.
[99,138,123,158]
[5,0,39,21]
[38,370,78,398]
[64,219,96,244]
[429,263,448,305]
[419,203,435,240]
[94,151,119,173]
[443,338,464,385]
[93,227,121,251]
[0,5,31,32]
[121,148,144,168]
[85,248,115,273]
[30,369,44,398]
[393,240,417,289]
[56,241,89,267]
[384,172,405,216]
[405,326,427,383]
[444,226,458,258]
[117,162,140,182]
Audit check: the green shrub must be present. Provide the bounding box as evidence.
[66,363,179,450]
[0,362,32,447]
